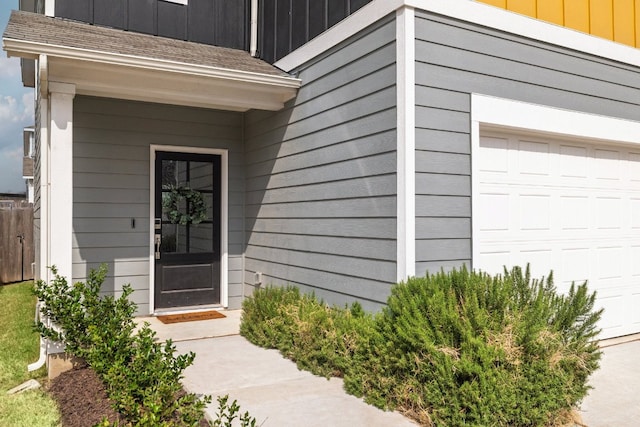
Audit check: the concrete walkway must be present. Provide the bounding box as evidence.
[579,339,640,427]
[142,311,416,426]
[143,311,640,427]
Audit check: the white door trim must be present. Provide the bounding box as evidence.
[149,144,229,314]
[470,94,640,270]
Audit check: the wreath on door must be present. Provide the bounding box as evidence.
[162,186,207,225]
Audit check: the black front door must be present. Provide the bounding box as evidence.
[154,151,221,309]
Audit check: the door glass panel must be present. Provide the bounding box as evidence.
[159,156,214,255]
[203,193,215,220]
[161,223,178,253]
[190,223,213,253]
[190,162,213,190]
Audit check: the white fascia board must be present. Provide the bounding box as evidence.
[275,0,640,72]
[3,38,301,89]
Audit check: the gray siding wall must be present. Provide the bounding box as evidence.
[414,11,640,276]
[72,96,245,313]
[244,16,398,310]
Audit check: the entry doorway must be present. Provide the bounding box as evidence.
[153,150,222,309]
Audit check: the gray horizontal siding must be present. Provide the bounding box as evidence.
[72,96,245,312]
[244,15,397,309]
[414,10,640,276]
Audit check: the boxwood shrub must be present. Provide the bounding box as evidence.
[241,266,602,427]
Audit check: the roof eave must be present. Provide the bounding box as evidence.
[3,37,301,90]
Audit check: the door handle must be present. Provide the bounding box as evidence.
[154,234,161,259]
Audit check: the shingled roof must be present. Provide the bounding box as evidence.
[3,10,288,77]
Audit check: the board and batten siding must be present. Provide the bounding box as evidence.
[413,10,640,276]
[244,16,398,310]
[71,96,245,313]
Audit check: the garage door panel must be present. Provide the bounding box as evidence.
[560,144,588,177]
[596,247,623,280]
[479,136,509,172]
[596,197,622,229]
[478,193,510,231]
[519,194,551,230]
[476,132,640,339]
[560,195,589,229]
[630,200,640,228]
[632,246,640,276]
[518,140,550,175]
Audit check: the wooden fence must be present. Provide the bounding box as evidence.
[0,202,34,284]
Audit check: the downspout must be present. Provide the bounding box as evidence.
[29,56,48,373]
[250,0,258,57]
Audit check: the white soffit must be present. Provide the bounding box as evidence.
[275,0,640,72]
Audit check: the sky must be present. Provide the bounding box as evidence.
[0,1,35,194]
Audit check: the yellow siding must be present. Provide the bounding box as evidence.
[614,0,635,45]
[477,0,640,48]
[635,0,640,46]
[564,0,591,32]
[590,0,614,39]
[537,0,564,25]
[508,0,537,17]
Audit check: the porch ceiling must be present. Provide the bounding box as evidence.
[3,10,300,111]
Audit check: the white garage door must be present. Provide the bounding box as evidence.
[475,132,640,339]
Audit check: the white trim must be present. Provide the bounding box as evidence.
[396,7,416,282]
[149,145,229,314]
[471,94,640,145]
[470,94,640,269]
[163,0,188,5]
[4,39,300,89]
[44,0,54,17]
[274,0,640,72]
[47,82,75,282]
[250,0,259,57]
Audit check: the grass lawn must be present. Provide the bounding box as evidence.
[0,281,60,427]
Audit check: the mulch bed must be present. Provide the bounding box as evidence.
[48,365,210,427]
[48,366,123,427]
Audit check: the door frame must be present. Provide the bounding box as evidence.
[149,144,229,313]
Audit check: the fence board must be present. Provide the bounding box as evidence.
[0,203,34,283]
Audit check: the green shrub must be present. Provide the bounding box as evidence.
[241,266,603,427]
[212,395,256,427]
[240,286,377,378]
[346,265,602,426]
[33,265,137,372]
[34,266,210,426]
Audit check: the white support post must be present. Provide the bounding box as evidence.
[47,82,75,282]
[396,6,416,282]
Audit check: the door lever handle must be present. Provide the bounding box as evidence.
[154,234,161,259]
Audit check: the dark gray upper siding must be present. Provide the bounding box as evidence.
[413,11,640,276]
[244,16,397,310]
[53,0,249,50]
[72,97,245,313]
